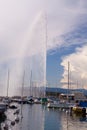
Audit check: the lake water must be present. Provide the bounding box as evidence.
[1,104,87,130]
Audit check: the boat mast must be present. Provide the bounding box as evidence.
[30,70,32,96]
[21,70,25,119]
[7,70,9,97]
[21,70,25,98]
[67,61,70,102]
[43,13,47,97]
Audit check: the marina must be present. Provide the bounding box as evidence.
[0,102,87,130]
[0,0,87,130]
[0,94,87,130]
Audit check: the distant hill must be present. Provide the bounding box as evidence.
[46,87,87,96]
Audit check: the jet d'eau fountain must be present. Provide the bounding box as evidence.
[0,12,47,96]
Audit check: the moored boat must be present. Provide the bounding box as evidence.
[47,101,74,109]
[0,102,7,115]
[71,100,87,115]
[41,97,48,104]
[34,98,41,104]
[72,106,86,115]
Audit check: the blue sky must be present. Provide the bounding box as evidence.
[0,0,87,95]
[47,41,80,87]
[47,19,87,88]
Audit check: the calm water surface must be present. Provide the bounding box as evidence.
[1,104,87,130]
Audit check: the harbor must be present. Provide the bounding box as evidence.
[0,0,87,130]
[0,89,87,130]
[0,101,87,130]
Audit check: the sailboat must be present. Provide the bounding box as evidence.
[20,70,25,118]
[0,70,10,115]
[3,70,11,105]
[47,62,74,109]
[27,70,34,104]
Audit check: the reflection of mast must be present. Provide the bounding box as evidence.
[7,70,9,97]
[66,113,69,130]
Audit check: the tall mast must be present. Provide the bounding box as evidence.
[21,70,25,120]
[44,13,47,97]
[21,70,25,98]
[30,70,32,96]
[67,61,70,101]
[68,61,70,92]
[7,70,9,97]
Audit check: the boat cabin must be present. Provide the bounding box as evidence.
[59,93,74,102]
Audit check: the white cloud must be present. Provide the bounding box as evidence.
[46,0,87,50]
[61,45,87,89]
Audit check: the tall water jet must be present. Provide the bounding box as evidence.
[23,12,47,97]
[0,12,47,96]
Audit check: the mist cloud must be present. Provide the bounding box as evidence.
[0,0,87,95]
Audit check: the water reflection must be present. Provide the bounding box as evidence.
[1,105,87,130]
[44,108,62,130]
[60,111,87,130]
[0,114,6,129]
[79,117,87,122]
[19,104,45,130]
